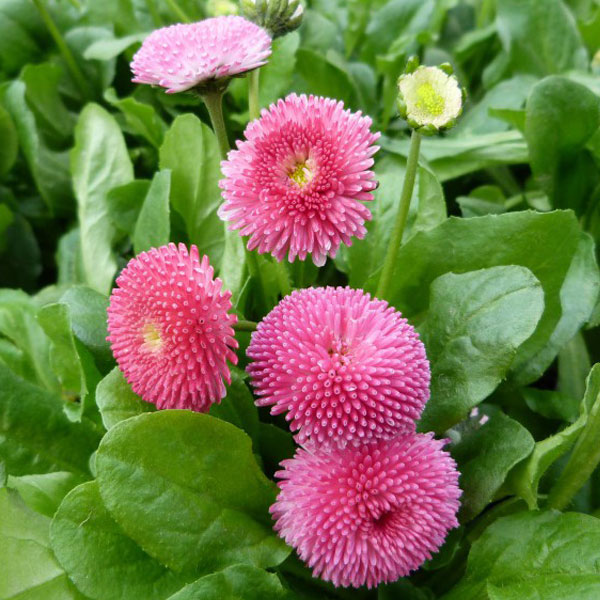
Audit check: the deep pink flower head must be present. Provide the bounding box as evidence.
[130,16,272,93]
[271,433,461,588]
[247,286,430,445]
[107,243,238,411]
[218,94,380,266]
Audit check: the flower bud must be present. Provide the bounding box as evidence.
[241,0,304,39]
[397,57,464,134]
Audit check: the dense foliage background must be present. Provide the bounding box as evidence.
[2,0,600,598]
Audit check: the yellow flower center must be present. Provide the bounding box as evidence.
[289,162,313,187]
[142,321,163,353]
[415,82,445,117]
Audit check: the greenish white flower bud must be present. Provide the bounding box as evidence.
[241,0,304,39]
[397,59,464,134]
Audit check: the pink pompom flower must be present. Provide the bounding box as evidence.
[130,16,272,94]
[247,286,430,445]
[271,433,461,588]
[218,94,380,266]
[107,243,238,411]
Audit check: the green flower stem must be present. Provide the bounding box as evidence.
[165,0,191,22]
[32,0,91,100]
[202,91,230,160]
[376,129,421,300]
[234,319,258,332]
[248,69,261,121]
[547,400,600,510]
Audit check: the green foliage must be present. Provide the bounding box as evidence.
[95,412,290,573]
[2,0,600,597]
[444,511,600,599]
[419,266,544,432]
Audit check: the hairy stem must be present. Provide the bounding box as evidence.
[202,91,230,160]
[248,69,261,121]
[234,319,258,332]
[376,129,421,300]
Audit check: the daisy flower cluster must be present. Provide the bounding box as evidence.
[106,7,462,592]
[248,287,461,588]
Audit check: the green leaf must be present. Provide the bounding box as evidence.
[292,48,358,109]
[105,87,167,148]
[7,471,82,518]
[166,564,291,600]
[51,481,192,600]
[362,0,434,63]
[20,62,76,146]
[96,411,290,574]
[493,0,588,82]
[106,179,150,238]
[456,75,538,136]
[209,368,260,450]
[257,423,295,475]
[159,114,224,267]
[558,331,591,402]
[259,33,300,108]
[443,511,600,600]
[96,367,155,430]
[59,286,112,371]
[37,303,89,421]
[0,103,18,176]
[133,169,171,254]
[419,266,544,432]
[0,487,85,600]
[510,366,600,508]
[0,288,58,391]
[0,363,101,477]
[521,388,579,422]
[56,229,86,286]
[381,131,529,182]
[525,76,600,207]
[3,80,73,214]
[84,31,148,60]
[64,27,116,99]
[451,408,534,521]
[71,103,134,295]
[366,211,592,387]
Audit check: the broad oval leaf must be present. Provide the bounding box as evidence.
[51,481,192,600]
[0,487,85,599]
[367,211,595,387]
[95,411,290,574]
[419,265,544,432]
[443,511,600,600]
[166,564,291,600]
[0,363,101,477]
[71,103,133,295]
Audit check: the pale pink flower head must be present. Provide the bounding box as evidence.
[218,94,380,266]
[130,16,272,94]
[247,286,430,445]
[107,243,238,411]
[271,433,461,588]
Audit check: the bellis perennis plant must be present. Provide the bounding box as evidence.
[18,3,600,600]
